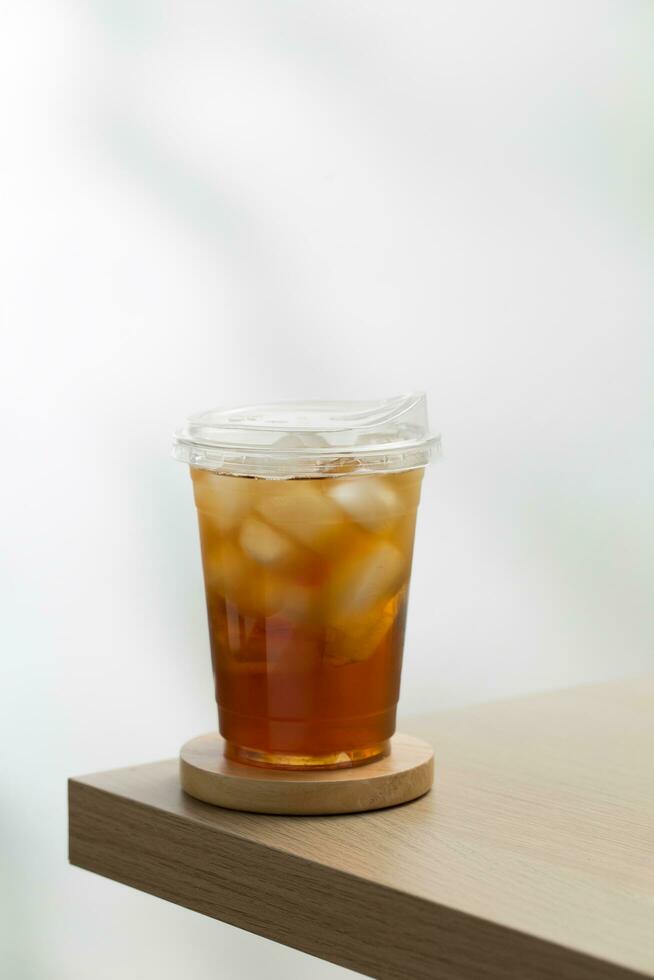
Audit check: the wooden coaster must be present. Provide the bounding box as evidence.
[180,733,434,815]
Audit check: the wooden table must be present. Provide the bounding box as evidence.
[68,679,654,979]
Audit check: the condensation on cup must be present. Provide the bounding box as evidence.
[173,393,439,770]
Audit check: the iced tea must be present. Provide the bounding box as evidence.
[192,467,423,769]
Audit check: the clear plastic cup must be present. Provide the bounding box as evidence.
[173,393,439,770]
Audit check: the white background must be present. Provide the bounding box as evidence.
[2,2,652,978]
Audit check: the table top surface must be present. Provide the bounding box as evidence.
[71,677,654,979]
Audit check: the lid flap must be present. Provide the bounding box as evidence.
[173,393,439,478]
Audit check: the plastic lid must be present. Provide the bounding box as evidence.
[172,392,440,478]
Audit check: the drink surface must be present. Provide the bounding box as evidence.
[192,467,423,769]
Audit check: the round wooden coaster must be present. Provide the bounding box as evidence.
[180,733,434,815]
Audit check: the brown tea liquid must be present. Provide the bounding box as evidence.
[193,467,423,769]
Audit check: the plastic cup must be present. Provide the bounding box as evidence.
[173,394,438,770]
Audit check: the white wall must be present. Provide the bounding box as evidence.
[2,2,652,977]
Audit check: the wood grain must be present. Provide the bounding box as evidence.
[69,678,654,979]
[180,731,434,814]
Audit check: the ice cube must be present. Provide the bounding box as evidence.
[325,608,395,664]
[385,511,419,560]
[192,470,253,533]
[203,539,250,599]
[272,433,308,450]
[391,469,424,510]
[256,482,344,553]
[267,579,321,625]
[239,516,296,567]
[329,477,401,532]
[203,539,282,616]
[272,432,329,449]
[327,540,407,620]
